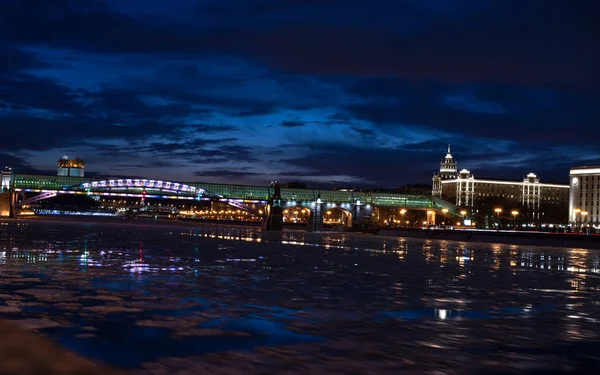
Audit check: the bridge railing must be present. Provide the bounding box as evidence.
[12,174,104,190]
[432,197,461,217]
[190,182,270,200]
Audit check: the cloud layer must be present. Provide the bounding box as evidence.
[1,0,599,187]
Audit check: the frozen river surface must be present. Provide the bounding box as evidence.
[1,219,600,374]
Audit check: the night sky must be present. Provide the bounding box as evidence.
[1,0,599,187]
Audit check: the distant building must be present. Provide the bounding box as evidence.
[1,166,12,192]
[432,146,569,223]
[397,184,431,195]
[569,166,600,224]
[57,156,85,177]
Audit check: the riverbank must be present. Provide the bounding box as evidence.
[379,227,600,250]
[0,319,122,375]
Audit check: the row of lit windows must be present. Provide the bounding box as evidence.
[447,182,568,194]
[452,191,565,201]
[577,184,600,190]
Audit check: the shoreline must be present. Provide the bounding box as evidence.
[4,215,600,249]
[379,227,600,250]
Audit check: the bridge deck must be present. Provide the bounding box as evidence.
[10,173,458,213]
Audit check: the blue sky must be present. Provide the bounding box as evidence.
[1,0,599,187]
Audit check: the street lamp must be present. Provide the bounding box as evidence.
[460,210,467,226]
[511,210,519,230]
[400,209,407,227]
[573,208,581,231]
[494,208,502,230]
[581,211,588,233]
[441,208,449,227]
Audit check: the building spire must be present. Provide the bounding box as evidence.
[447,144,451,154]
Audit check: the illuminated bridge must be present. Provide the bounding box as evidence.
[0,173,460,229]
[9,173,457,209]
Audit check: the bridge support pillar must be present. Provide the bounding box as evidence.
[263,182,283,231]
[11,190,18,218]
[307,198,324,232]
[0,190,18,218]
[0,192,10,218]
[352,203,361,225]
[351,202,374,225]
[427,210,436,225]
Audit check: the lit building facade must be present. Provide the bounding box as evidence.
[569,166,600,224]
[1,166,12,193]
[57,156,85,177]
[432,147,569,223]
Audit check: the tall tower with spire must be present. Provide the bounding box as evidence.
[439,144,457,179]
[432,144,458,197]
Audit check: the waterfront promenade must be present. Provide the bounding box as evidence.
[380,227,600,250]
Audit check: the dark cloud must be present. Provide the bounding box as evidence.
[350,126,375,136]
[0,73,82,114]
[325,113,355,125]
[0,44,48,73]
[238,3,600,89]
[194,146,257,163]
[0,153,32,170]
[280,120,307,128]
[234,107,278,117]
[343,78,600,144]
[282,144,436,185]
[194,168,264,178]
[0,0,232,54]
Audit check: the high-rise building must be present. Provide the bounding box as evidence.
[57,156,85,177]
[569,166,600,225]
[432,146,569,223]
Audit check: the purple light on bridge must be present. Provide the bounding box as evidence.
[80,179,205,195]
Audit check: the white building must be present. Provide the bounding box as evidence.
[569,166,600,224]
[432,146,569,223]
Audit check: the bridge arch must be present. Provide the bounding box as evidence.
[16,178,268,217]
[324,206,353,227]
[282,205,312,225]
[78,179,205,195]
[282,201,354,227]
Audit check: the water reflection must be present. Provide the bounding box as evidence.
[1,219,600,372]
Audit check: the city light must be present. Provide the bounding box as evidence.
[2,156,596,232]
[494,208,502,230]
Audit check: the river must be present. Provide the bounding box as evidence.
[1,218,599,374]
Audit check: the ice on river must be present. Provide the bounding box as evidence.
[1,218,599,374]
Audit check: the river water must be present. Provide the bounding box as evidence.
[1,219,600,374]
